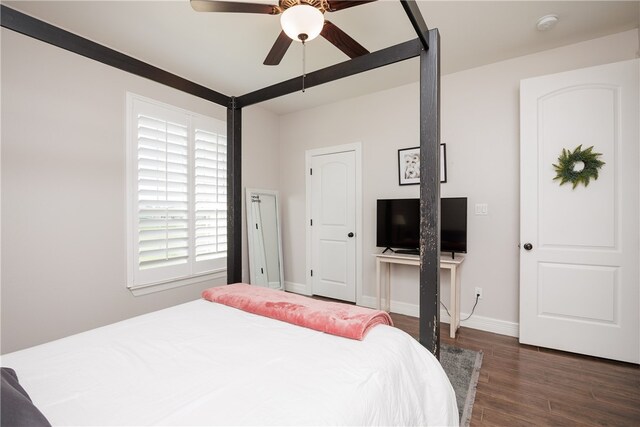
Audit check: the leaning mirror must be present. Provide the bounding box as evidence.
[245,188,284,290]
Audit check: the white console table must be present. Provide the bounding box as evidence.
[375,252,465,338]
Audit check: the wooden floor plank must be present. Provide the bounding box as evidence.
[549,399,640,426]
[591,384,640,411]
[479,408,539,427]
[474,391,578,427]
[472,380,550,413]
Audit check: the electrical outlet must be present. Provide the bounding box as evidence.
[475,287,483,299]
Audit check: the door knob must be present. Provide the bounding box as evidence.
[523,243,533,251]
[348,232,354,238]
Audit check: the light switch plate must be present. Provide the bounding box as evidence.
[475,203,488,215]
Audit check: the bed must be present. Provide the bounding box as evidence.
[2,295,458,426]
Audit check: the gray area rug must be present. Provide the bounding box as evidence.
[439,344,483,426]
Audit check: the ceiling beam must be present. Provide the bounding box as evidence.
[400,0,430,50]
[236,38,422,108]
[0,5,231,108]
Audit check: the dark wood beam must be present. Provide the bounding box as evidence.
[236,38,422,108]
[0,5,231,107]
[226,101,242,284]
[419,29,441,358]
[400,0,430,51]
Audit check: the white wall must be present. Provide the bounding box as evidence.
[277,29,639,334]
[0,29,279,353]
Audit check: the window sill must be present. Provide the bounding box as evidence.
[128,269,227,296]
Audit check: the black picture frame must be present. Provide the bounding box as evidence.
[398,146,420,185]
[440,143,447,183]
[398,144,447,185]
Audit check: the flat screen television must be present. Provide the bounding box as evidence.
[376,197,467,256]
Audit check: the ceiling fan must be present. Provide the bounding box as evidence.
[191,0,377,65]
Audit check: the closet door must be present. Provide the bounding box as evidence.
[309,150,357,302]
[520,59,639,363]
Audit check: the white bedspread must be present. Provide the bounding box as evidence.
[2,299,458,426]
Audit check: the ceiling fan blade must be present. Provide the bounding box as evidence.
[264,31,293,66]
[325,1,377,12]
[321,21,369,59]
[191,0,280,15]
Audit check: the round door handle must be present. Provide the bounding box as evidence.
[348,232,354,238]
[523,243,533,251]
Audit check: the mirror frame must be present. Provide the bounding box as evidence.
[245,188,285,290]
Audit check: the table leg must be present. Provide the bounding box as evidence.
[455,265,461,334]
[386,262,391,312]
[376,258,381,310]
[450,266,457,338]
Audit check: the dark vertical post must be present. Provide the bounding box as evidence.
[419,29,441,358]
[227,99,242,284]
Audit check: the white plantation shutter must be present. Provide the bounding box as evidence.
[194,129,227,268]
[137,115,190,270]
[128,95,227,289]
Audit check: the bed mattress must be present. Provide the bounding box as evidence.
[2,299,458,426]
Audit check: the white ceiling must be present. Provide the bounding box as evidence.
[4,1,639,114]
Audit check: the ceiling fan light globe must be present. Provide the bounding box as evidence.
[280,4,324,42]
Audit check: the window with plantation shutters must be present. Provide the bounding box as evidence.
[127,94,227,290]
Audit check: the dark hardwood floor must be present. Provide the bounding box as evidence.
[390,313,640,426]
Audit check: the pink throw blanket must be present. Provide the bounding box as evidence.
[202,284,393,340]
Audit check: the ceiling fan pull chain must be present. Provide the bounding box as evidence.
[302,39,306,93]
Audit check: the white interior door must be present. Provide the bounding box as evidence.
[520,59,639,363]
[309,150,357,302]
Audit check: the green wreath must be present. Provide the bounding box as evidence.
[553,145,605,189]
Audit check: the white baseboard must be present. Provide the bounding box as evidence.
[359,295,519,338]
[457,311,519,338]
[284,281,311,296]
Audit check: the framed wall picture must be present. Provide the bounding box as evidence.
[398,144,447,185]
[440,143,447,183]
[398,147,420,185]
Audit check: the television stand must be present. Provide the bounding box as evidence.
[374,252,465,338]
[395,249,419,255]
